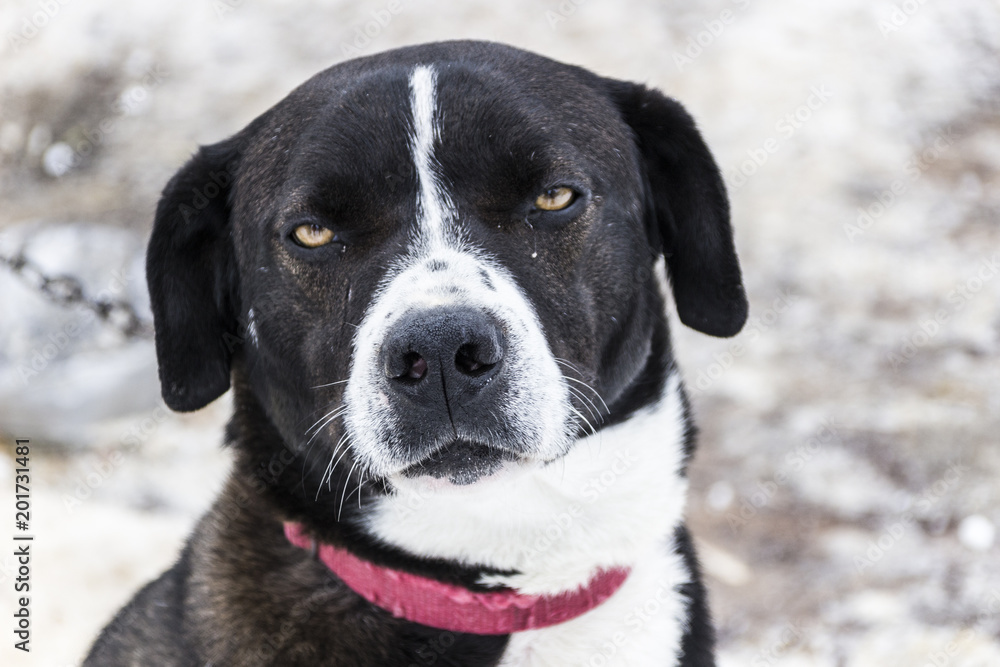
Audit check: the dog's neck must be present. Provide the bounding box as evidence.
[283,521,631,634]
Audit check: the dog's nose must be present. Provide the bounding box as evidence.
[381,307,505,406]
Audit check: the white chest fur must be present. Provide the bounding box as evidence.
[367,374,693,665]
[497,543,690,666]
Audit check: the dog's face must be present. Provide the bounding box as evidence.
[147,41,745,522]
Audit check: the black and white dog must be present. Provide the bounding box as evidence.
[87,40,746,666]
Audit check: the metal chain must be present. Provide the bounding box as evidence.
[0,251,153,339]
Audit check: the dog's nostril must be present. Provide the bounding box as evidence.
[399,353,428,381]
[382,308,504,389]
[455,344,495,377]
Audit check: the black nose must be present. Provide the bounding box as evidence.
[381,307,505,408]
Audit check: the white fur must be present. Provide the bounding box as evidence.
[499,544,690,667]
[342,66,573,477]
[368,374,692,664]
[246,307,259,347]
[408,65,449,247]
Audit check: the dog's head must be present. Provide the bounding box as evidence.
[147,41,745,518]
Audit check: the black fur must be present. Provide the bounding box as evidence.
[146,137,244,412]
[674,525,718,666]
[605,79,748,337]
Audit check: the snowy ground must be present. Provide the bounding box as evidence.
[1,1,999,665]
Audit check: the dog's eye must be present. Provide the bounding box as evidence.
[534,187,576,211]
[292,223,336,248]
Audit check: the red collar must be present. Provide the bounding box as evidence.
[284,522,630,635]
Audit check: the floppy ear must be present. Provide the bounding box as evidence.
[146,137,242,411]
[605,80,748,337]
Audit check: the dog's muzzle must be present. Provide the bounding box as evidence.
[379,306,516,483]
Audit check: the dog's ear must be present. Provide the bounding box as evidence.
[605,79,748,337]
[146,137,242,411]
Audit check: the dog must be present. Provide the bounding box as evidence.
[85,40,746,666]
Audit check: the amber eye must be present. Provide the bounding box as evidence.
[292,223,335,248]
[534,187,575,211]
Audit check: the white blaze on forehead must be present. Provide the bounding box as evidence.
[409,65,450,247]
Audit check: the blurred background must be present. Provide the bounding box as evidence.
[1,1,998,665]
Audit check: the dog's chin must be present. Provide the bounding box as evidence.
[391,440,528,491]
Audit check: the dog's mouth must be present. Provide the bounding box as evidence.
[399,439,520,486]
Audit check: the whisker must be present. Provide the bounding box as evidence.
[294,401,346,431]
[554,358,611,416]
[298,390,351,493]
[314,433,349,497]
[567,405,597,437]
[311,378,349,389]
[567,386,600,429]
[356,470,367,509]
[326,436,354,487]
[329,441,355,489]
[302,408,345,456]
[316,460,334,501]
[567,385,603,426]
[303,414,344,453]
[316,453,336,501]
[306,405,348,435]
[338,459,360,521]
[301,405,350,488]
[553,357,583,375]
[315,434,352,500]
[563,375,610,416]
[302,436,326,480]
